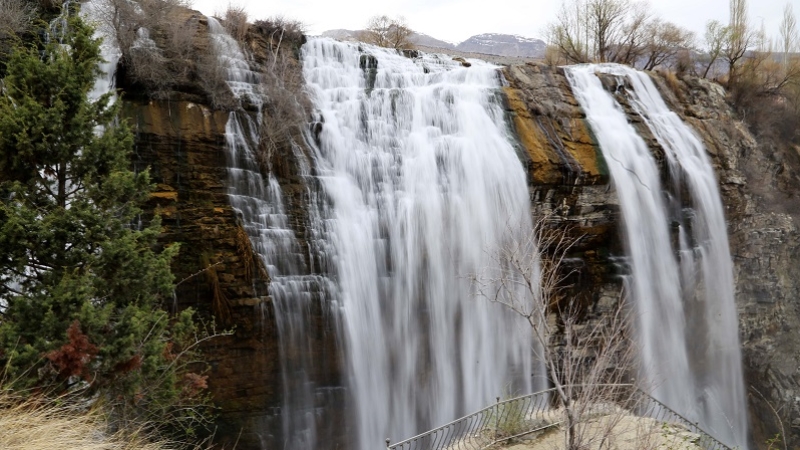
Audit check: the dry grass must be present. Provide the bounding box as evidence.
[657,69,686,103]
[203,260,232,326]
[0,393,167,450]
[234,224,269,284]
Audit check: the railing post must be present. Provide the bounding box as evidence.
[494,396,500,439]
[385,438,390,450]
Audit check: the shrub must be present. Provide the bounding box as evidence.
[251,15,306,52]
[728,52,800,143]
[222,4,248,43]
[92,0,198,97]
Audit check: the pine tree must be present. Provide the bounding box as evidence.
[0,14,211,441]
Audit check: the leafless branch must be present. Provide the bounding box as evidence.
[474,211,637,449]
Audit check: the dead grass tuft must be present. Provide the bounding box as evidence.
[657,69,686,103]
[0,392,166,450]
[204,260,232,326]
[235,224,268,283]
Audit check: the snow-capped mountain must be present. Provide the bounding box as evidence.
[455,33,546,58]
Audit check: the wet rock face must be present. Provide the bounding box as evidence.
[124,99,282,444]
[506,63,800,448]
[125,96,343,448]
[651,73,800,449]
[125,16,800,443]
[502,63,623,312]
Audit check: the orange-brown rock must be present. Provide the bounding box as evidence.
[502,63,620,308]
[123,96,285,447]
[117,9,800,444]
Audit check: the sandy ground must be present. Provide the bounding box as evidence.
[442,406,706,450]
[501,414,704,450]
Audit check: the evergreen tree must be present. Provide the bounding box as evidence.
[0,14,211,441]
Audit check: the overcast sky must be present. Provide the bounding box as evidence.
[191,0,788,45]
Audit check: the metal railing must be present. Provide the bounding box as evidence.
[633,392,732,450]
[385,384,732,450]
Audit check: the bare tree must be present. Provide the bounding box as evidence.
[723,0,761,82]
[701,20,727,78]
[358,15,414,50]
[91,0,197,95]
[587,0,629,62]
[474,213,637,450]
[0,0,35,41]
[0,0,35,64]
[640,20,695,70]
[240,16,311,174]
[546,0,591,63]
[779,3,798,73]
[610,1,651,66]
[548,0,693,69]
[258,43,309,174]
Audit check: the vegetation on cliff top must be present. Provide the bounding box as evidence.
[0,13,215,446]
[543,0,800,145]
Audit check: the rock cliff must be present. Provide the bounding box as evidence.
[504,62,800,449]
[117,11,332,448]
[119,13,800,447]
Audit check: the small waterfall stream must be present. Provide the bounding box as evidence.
[565,64,747,448]
[302,39,537,449]
[206,19,337,448]
[80,0,121,105]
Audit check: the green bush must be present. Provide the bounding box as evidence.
[0,14,214,445]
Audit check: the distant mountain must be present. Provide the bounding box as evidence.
[319,29,545,59]
[321,29,455,50]
[456,33,546,58]
[321,29,357,40]
[409,32,456,50]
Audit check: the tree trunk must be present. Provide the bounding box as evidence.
[58,160,66,207]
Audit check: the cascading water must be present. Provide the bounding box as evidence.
[80,0,121,113]
[301,39,538,449]
[206,18,337,448]
[565,64,747,448]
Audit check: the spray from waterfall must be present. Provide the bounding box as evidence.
[565,64,748,449]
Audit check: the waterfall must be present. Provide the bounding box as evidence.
[206,18,337,448]
[565,64,747,448]
[302,39,536,449]
[80,0,121,105]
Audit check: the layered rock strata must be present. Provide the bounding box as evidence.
[120,15,800,445]
[505,62,800,449]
